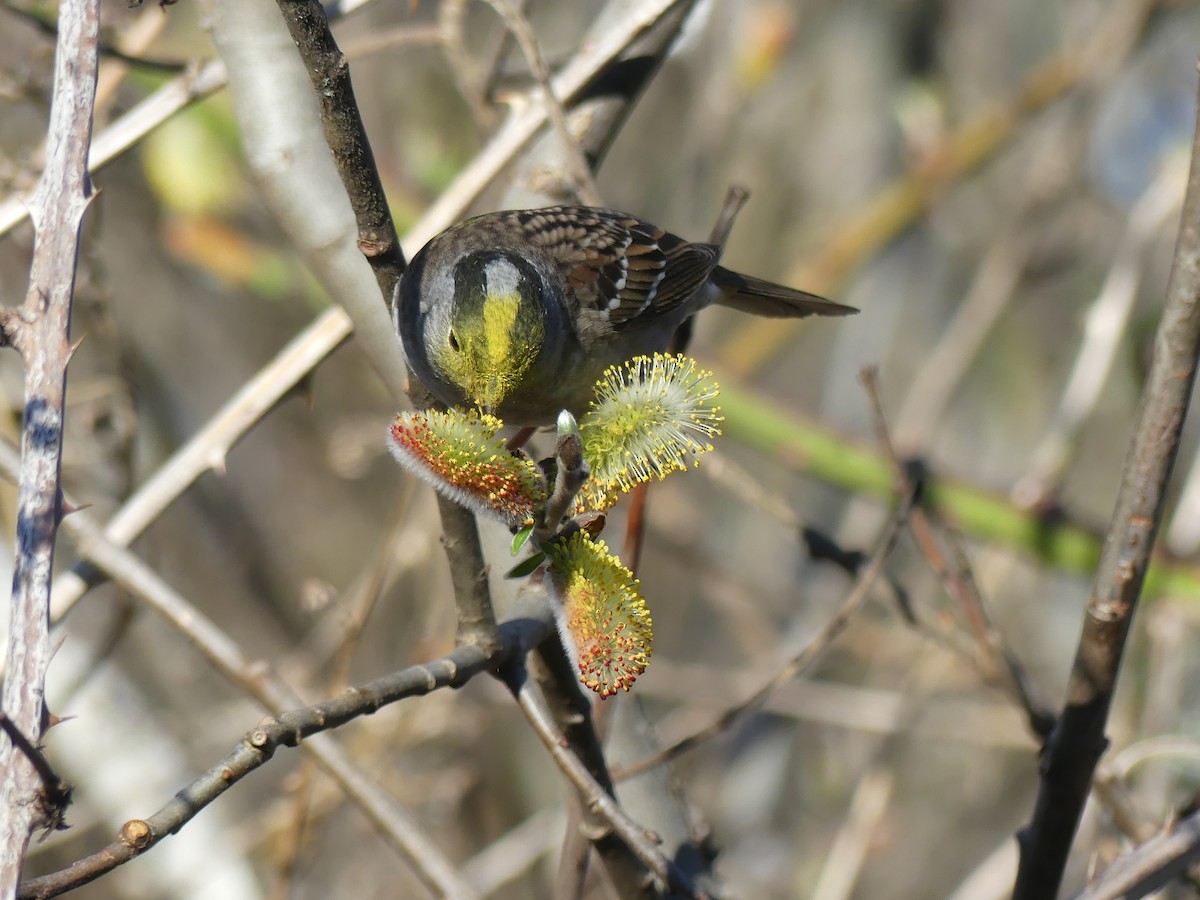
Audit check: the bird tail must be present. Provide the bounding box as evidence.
[710,266,858,318]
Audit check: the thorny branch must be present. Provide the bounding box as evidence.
[0,0,98,895]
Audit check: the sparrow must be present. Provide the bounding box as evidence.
[394,205,857,425]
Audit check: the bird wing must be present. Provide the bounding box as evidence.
[509,207,720,330]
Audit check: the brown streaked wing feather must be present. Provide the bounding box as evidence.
[643,230,721,319]
[511,207,719,330]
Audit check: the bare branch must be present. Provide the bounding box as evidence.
[481,0,603,206]
[19,594,552,899]
[0,1,98,893]
[615,493,910,782]
[1013,69,1200,900]
[1071,809,1200,900]
[0,60,227,240]
[502,629,711,899]
[0,441,476,899]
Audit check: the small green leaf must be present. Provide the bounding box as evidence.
[506,552,547,579]
[512,524,534,555]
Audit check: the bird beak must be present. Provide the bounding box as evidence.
[466,374,505,416]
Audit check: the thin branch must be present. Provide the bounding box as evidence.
[482,0,603,206]
[614,493,911,782]
[1013,156,1187,508]
[437,492,499,648]
[706,184,750,247]
[0,441,478,900]
[0,1,98,894]
[861,367,1055,738]
[0,712,71,837]
[1070,809,1200,900]
[1013,68,1200,900]
[19,594,553,899]
[503,643,709,899]
[0,60,227,239]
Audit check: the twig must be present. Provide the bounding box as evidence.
[1070,808,1200,900]
[503,649,709,899]
[19,593,553,899]
[481,0,603,206]
[1013,156,1187,508]
[614,493,911,781]
[0,59,227,239]
[861,367,1055,738]
[537,430,588,542]
[0,712,71,837]
[274,0,407,297]
[707,185,750,247]
[0,440,481,900]
[1012,69,1200,900]
[0,1,97,894]
[437,492,499,649]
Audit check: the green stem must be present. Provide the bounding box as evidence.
[719,382,1200,600]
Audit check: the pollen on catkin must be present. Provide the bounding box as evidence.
[577,353,722,512]
[388,409,545,527]
[549,532,653,698]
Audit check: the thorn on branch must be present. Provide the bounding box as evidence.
[0,712,72,837]
[0,309,20,349]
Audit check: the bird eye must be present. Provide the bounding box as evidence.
[448,329,460,352]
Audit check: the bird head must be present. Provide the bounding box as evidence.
[431,251,547,413]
